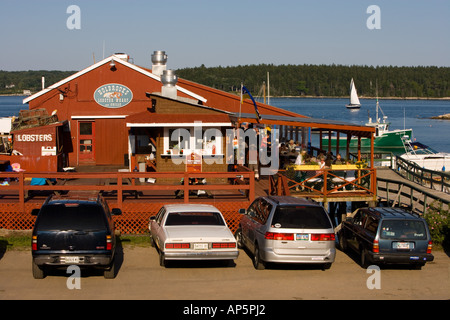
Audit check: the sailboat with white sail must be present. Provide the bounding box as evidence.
[346,78,361,109]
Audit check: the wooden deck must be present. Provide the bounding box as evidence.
[3,165,445,233]
[0,166,259,233]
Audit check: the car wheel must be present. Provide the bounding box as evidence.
[360,247,369,268]
[104,258,116,279]
[253,244,265,270]
[338,232,347,252]
[32,259,45,279]
[150,235,155,248]
[322,263,332,270]
[235,228,244,249]
[159,250,167,267]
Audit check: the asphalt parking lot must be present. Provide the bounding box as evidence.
[0,245,449,300]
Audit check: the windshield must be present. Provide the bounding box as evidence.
[380,219,427,240]
[271,206,332,229]
[36,204,107,231]
[165,212,225,226]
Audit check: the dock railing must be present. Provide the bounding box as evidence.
[395,155,450,194]
[376,175,450,214]
[0,170,255,213]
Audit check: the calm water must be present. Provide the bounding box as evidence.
[269,97,450,153]
[1,96,450,152]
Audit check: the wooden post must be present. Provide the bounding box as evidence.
[346,134,351,161]
[117,172,123,210]
[328,131,332,153]
[370,134,374,168]
[248,171,255,201]
[19,172,25,214]
[319,129,323,151]
[184,172,189,203]
[336,131,340,157]
[357,136,361,161]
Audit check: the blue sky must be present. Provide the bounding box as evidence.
[0,0,449,71]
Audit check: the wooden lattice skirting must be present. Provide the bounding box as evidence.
[0,201,249,235]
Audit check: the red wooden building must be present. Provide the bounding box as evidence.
[21,51,306,172]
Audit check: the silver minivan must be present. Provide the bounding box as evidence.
[236,196,336,270]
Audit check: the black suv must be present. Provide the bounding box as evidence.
[31,192,122,279]
[338,207,434,268]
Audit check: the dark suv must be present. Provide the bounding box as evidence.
[31,192,122,279]
[338,207,434,268]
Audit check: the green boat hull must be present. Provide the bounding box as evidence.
[323,129,412,148]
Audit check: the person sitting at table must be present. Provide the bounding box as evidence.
[331,153,345,187]
[325,151,334,167]
[287,139,296,153]
[294,150,307,191]
[333,153,344,165]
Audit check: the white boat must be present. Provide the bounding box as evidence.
[346,78,361,109]
[399,138,450,172]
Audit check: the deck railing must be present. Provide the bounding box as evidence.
[269,165,377,201]
[0,170,255,212]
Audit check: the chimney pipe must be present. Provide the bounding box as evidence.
[151,50,168,77]
[161,69,178,99]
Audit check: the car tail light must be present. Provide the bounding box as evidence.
[311,233,335,241]
[165,243,190,249]
[372,239,379,253]
[212,242,236,249]
[427,241,432,254]
[32,235,37,251]
[106,235,113,251]
[265,232,294,241]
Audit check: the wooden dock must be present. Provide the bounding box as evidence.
[376,167,450,214]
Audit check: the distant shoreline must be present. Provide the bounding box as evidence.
[1,93,449,100]
[271,95,450,100]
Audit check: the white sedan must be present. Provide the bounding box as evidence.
[149,204,239,267]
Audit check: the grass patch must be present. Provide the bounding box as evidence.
[117,234,151,248]
[0,236,31,252]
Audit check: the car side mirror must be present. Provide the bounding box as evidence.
[149,216,156,221]
[31,208,40,216]
[111,208,122,216]
[238,208,246,215]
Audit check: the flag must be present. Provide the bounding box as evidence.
[241,85,261,122]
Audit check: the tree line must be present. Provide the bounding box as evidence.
[1,64,449,98]
[0,70,75,95]
[176,64,450,98]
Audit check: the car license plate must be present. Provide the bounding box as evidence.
[194,243,208,250]
[62,256,80,264]
[394,242,414,249]
[296,234,309,241]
